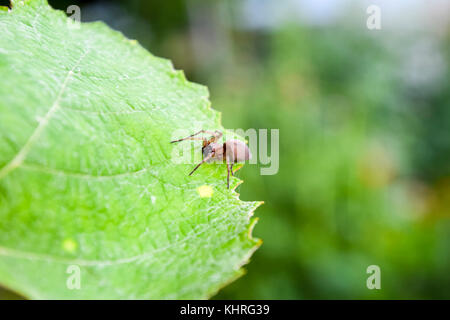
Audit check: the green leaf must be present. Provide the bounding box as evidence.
[0,0,260,299]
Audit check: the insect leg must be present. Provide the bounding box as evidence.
[170,131,206,143]
[227,163,231,189]
[171,130,221,144]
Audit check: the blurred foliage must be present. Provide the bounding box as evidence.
[3,0,446,299]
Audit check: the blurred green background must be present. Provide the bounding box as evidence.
[1,0,449,299]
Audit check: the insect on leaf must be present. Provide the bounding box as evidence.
[0,0,261,299]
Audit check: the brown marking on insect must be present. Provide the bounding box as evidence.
[170,130,251,189]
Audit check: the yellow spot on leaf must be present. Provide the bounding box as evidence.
[63,238,77,253]
[197,185,213,198]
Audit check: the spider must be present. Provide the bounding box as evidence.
[170,130,251,189]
